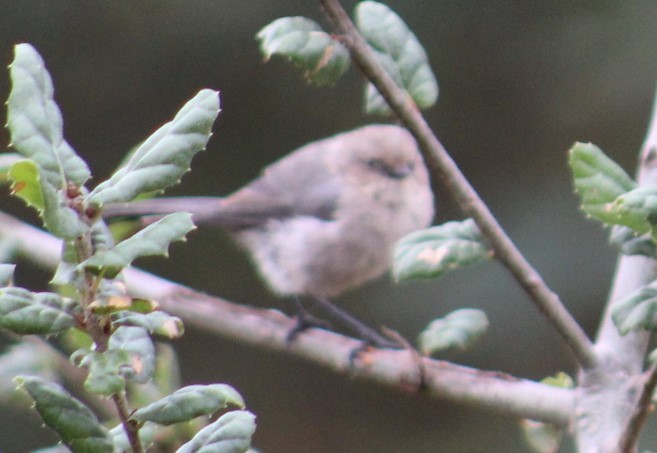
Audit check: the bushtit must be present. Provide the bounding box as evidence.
[104,124,434,343]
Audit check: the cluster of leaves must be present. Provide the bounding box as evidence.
[568,142,657,342]
[257,1,438,116]
[0,44,255,452]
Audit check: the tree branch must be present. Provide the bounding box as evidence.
[577,87,657,452]
[0,210,573,425]
[317,0,596,369]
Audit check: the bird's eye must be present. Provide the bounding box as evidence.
[365,158,413,179]
[366,158,387,172]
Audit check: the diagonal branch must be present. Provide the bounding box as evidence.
[0,210,573,425]
[619,365,657,452]
[318,0,597,369]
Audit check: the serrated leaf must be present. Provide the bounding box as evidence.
[355,1,438,115]
[418,308,489,355]
[257,17,350,86]
[75,327,155,395]
[8,159,45,210]
[88,89,220,205]
[132,384,245,425]
[0,287,78,335]
[0,264,16,286]
[177,410,256,453]
[113,311,184,339]
[74,348,130,396]
[393,219,490,281]
[606,186,657,240]
[612,281,657,335]
[7,44,90,187]
[79,212,195,278]
[6,44,90,239]
[609,225,657,258]
[15,376,112,452]
[568,142,636,225]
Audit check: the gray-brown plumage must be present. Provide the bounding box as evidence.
[103,124,434,298]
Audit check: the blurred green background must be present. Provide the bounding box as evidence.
[1,1,657,451]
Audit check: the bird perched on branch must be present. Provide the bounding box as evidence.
[104,124,434,346]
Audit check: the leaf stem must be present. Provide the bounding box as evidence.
[113,392,144,453]
[318,0,597,369]
[75,228,143,452]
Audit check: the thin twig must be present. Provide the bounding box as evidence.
[76,217,142,451]
[112,392,144,453]
[318,0,597,369]
[619,365,657,452]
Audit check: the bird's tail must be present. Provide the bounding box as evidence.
[102,197,225,224]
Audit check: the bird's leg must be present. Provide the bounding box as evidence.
[311,297,401,350]
[286,297,332,343]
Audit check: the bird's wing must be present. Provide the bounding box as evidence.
[209,142,342,229]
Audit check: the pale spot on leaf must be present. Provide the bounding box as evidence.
[416,246,449,266]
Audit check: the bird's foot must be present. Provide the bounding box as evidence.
[286,298,332,343]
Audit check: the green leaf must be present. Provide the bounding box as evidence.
[0,287,78,335]
[131,384,245,425]
[418,308,489,355]
[79,212,195,278]
[606,186,657,240]
[113,311,184,339]
[6,44,90,239]
[393,219,490,281]
[15,376,113,452]
[647,348,657,367]
[8,159,44,210]
[0,264,16,286]
[177,410,256,453]
[0,153,23,184]
[90,295,158,315]
[355,1,438,115]
[257,17,350,86]
[609,225,657,258]
[539,372,574,389]
[88,89,220,205]
[74,348,130,396]
[612,281,657,335]
[568,142,636,225]
[521,373,570,452]
[75,327,155,395]
[108,326,155,384]
[520,419,562,453]
[7,44,90,187]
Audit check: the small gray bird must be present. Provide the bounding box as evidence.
[104,124,434,344]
